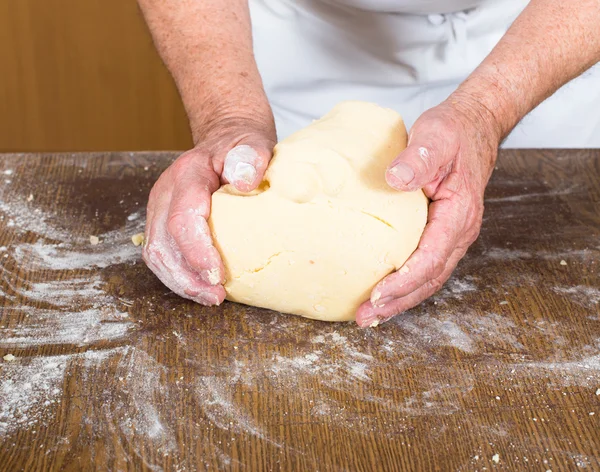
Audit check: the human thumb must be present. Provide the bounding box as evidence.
[385,120,458,192]
[222,137,275,193]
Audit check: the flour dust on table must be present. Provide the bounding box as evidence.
[0,152,599,471]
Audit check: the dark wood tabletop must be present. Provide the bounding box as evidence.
[0,150,598,472]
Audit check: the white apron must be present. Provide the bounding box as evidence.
[250,0,600,147]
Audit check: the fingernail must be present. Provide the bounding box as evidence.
[193,291,219,306]
[361,315,389,329]
[358,315,377,328]
[388,163,415,185]
[204,268,222,286]
[223,145,259,186]
[233,162,257,185]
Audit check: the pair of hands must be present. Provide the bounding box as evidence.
[143,98,501,327]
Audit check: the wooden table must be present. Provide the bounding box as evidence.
[0,151,598,471]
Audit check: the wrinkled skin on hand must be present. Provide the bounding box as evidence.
[356,98,502,327]
[143,119,276,306]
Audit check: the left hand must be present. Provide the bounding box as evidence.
[356,96,502,327]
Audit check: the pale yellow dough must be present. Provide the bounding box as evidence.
[209,101,428,321]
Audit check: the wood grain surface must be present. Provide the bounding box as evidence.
[0,150,599,471]
[0,1,192,152]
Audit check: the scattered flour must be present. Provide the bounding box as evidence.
[12,239,138,271]
[0,347,128,437]
[0,198,72,241]
[17,277,108,304]
[0,196,140,348]
[0,188,143,271]
[435,320,476,353]
[485,186,580,203]
[553,285,600,309]
[1,157,599,469]
[0,270,133,348]
[461,312,525,351]
[0,182,145,442]
[435,277,478,300]
[0,308,132,347]
[197,375,282,448]
[81,346,129,369]
[127,211,141,222]
[392,314,476,354]
[484,248,534,260]
[517,354,600,388]
[111,349,174,450]
[267,332,375,384]
[0,355,68,435]
[484,247,597,262]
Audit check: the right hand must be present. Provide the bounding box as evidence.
[143,117,277,305]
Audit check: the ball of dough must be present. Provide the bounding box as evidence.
[209,101,428,322]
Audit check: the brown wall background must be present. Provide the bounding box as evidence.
[0,1,192,152]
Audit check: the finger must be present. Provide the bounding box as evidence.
[221,139,274,193]
[144,202,225,305]
[386,117,458,192]
[145,168,172,228]
[356,247,466,328]
[369,193,468,307]
[167,158,225,286]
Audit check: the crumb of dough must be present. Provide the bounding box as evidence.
[560,260,567,266]
[89,235,100,245]
[3,354,15,362]
[492,454,500,464]
[596,388,600,395]
[131,233,145,247]
[27,194,34,202]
